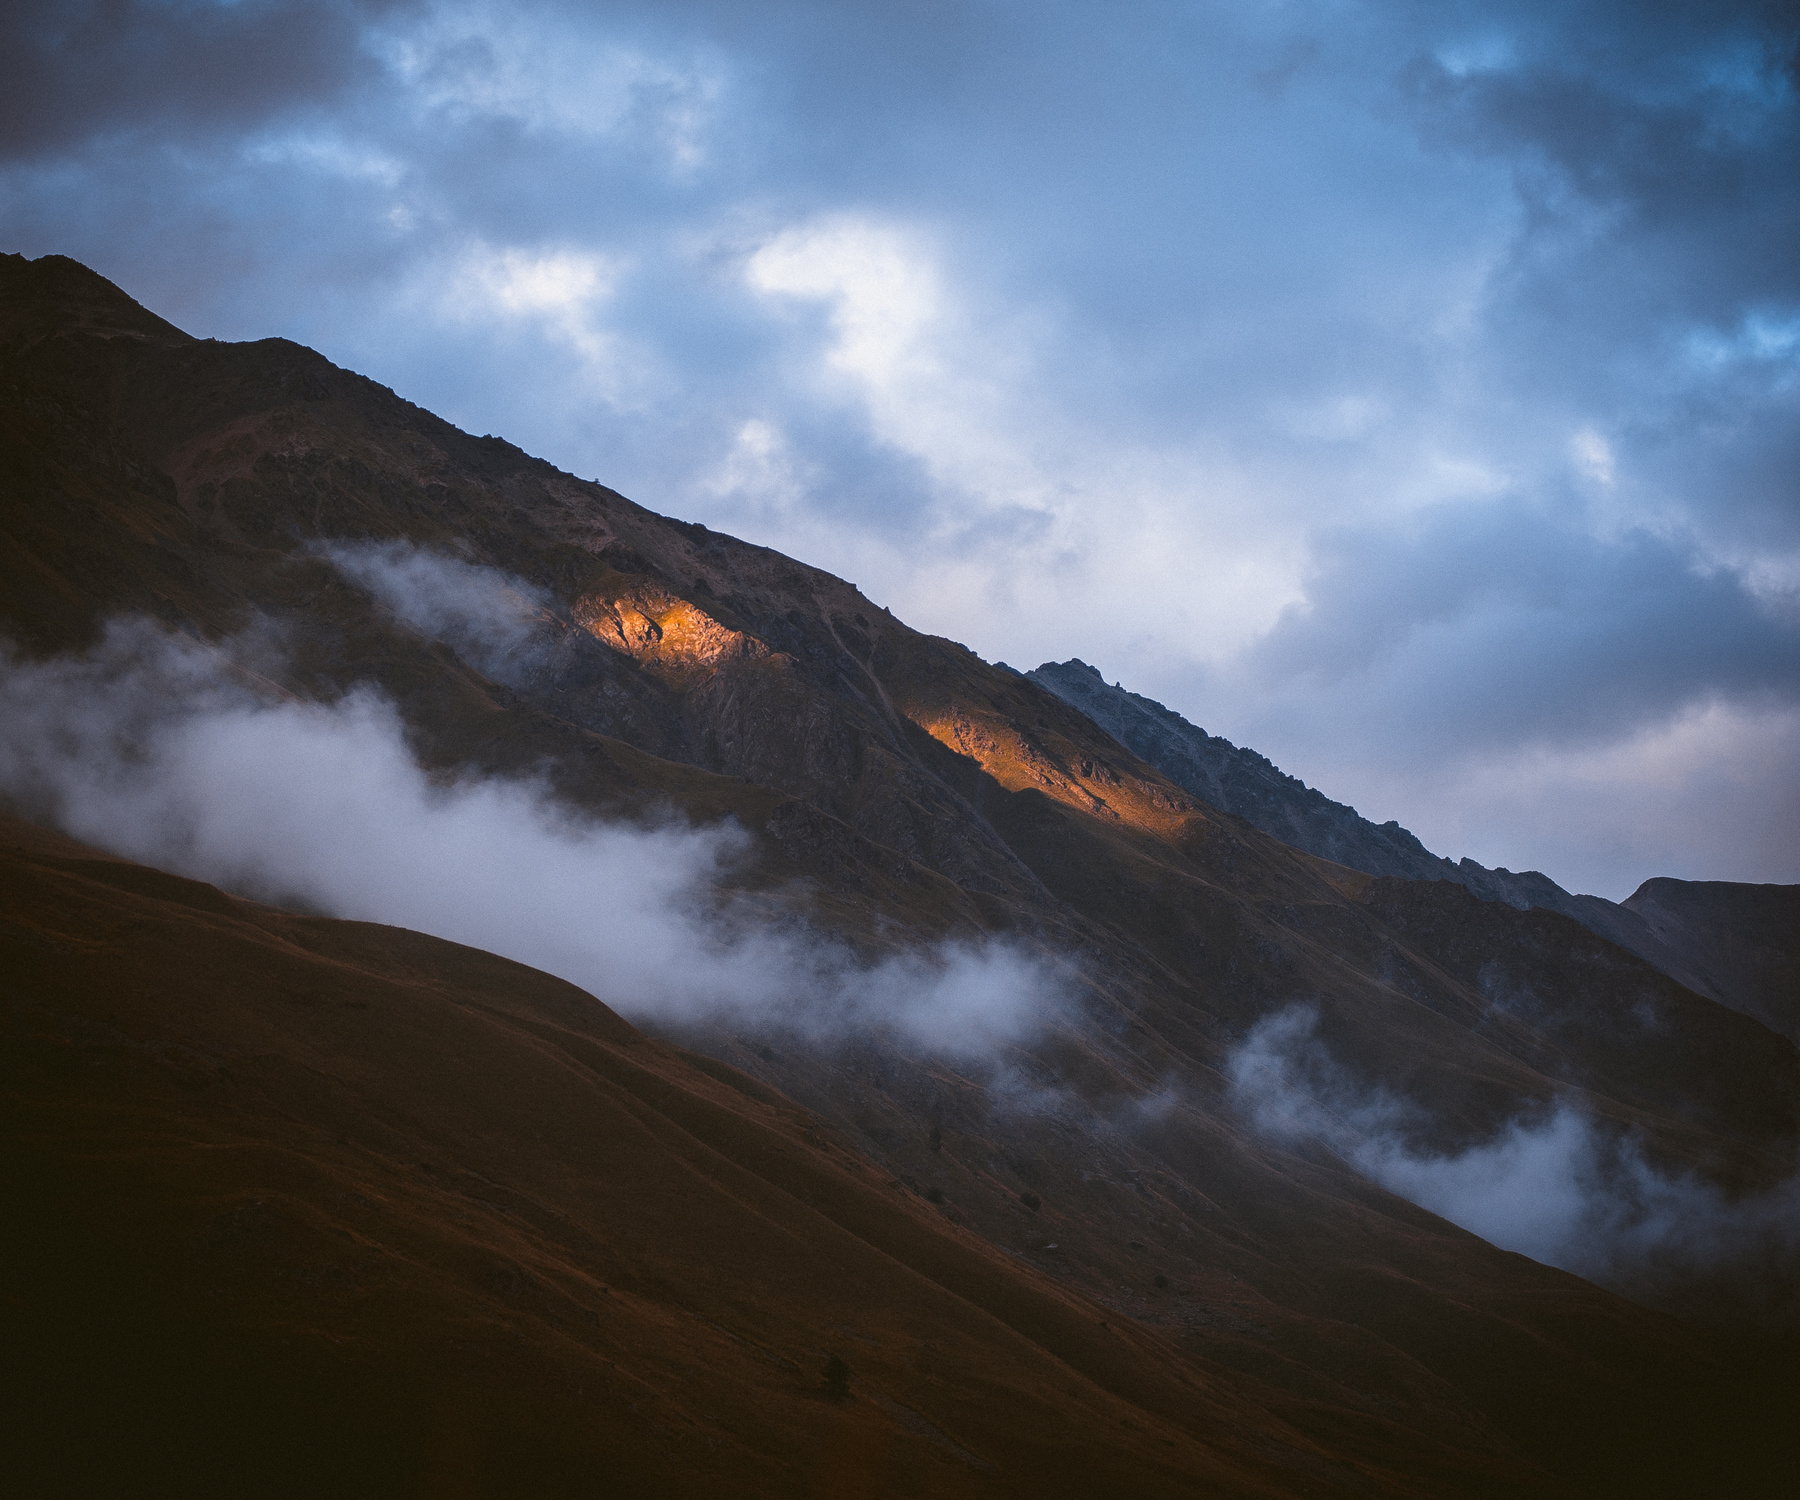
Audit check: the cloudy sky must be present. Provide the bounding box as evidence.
[4,0,1797,898]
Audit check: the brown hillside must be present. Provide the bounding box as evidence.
[2,811,1526,1499]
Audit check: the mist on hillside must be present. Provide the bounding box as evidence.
[1228,1005,1800,1306]
[6,533,1792,1308]
[0,616,1066,1065]
[309,539,559,686]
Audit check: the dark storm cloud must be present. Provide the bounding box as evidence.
[1399,0,1800,423]
[0,1,403,159]
[1405,0,1798,210]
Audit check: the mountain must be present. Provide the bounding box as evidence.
[1027,659,1797,1030]
[3,251,1797,1497]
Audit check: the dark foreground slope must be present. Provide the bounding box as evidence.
[4,812,1795,1500]
[3,253,1797,1496]
[0,811,1319,1500]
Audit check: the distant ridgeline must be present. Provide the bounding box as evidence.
[1026,659,1799,1043]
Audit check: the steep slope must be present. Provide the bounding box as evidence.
[4,252,1797,1496]
[1622,879,1800,1044]
[1026,659,1787,1025]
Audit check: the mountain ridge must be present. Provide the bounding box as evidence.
[1026,658,1798,1036]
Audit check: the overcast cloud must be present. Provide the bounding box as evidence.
[2,0,1795,896]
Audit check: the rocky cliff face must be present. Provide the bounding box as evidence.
[4,252,1796,1498]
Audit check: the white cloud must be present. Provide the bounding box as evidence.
[701,418,814,524]
[736,214,1311,668]
[458,243,616,329]
[311,539,555,683]
[1685,310,1800,385]
[422,240,657,407]
[1570,426,1616,487]
[242,132,405,188]
[746,214,1035,508]
[1432,34,1518,79]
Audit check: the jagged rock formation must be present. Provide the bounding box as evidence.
[4,252,1797,1498]
[1025,659,1462,883]
[1028,659,1794,1031]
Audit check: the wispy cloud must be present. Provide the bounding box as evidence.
[1228,1005,1800,1301]
[0,615,1069,1064]
[310,538,556,683]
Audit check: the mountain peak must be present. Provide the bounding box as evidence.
[1028,657,1458,882]
[1,252,194,352]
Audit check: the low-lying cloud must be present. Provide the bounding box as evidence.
[1229,1006,1800,1299]
[0,617,1066,1063]
[311,538,559,684]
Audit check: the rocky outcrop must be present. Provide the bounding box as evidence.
[1026,659,1461,881]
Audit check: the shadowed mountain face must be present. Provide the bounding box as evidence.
[1621,880,1800,1045]
[1027,660,1798,1031]
[3,252,1797,1497]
